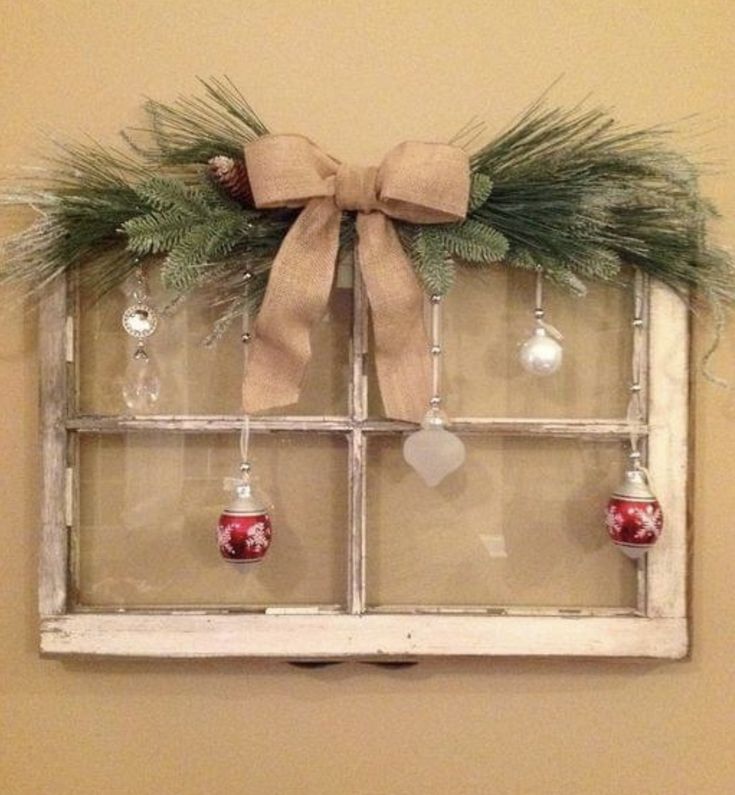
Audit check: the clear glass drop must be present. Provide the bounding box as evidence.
[122,347,161,412]
[402,410,466,487]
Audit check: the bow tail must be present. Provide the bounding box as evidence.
[242,197,341,413]
[356,213,432,423]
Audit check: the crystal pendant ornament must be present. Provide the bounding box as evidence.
[121,266,161,411]
[122,342,161,412]
[122,303,158,338]
[217,468,273,564]
[605,468,663,559]
[403,408,466,487]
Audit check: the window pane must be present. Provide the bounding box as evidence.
[76,432,348,608]
[368,268,633,419]
[78,281,352,416]
[365,435,637,608]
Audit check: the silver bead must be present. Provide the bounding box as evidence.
[243,271,254,282]
[241,332,252,343]
[431,345,442,356]
[519,327,563,376]
[240,462,252,474]
[430,294,442,304]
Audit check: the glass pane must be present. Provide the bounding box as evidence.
[76,432,348,608]
[78,279,351,416]
[365,435,637,608]
[368,268,633,418]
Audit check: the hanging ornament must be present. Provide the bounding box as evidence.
[606,272,663,558]
[606,463,663,559]
[403,295,466,486]
[216,417,273,564]
[519,269,563,376]
[121,266,161,412]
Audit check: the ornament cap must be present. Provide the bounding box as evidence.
[227,481,268,514]
[613,468,656,501]
[421,407,448,429]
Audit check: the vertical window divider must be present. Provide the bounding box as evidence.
[347,254,368,614]
[634,270,650,615]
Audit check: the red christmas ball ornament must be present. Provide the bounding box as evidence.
[605,468,663,559]
[216,481,273,564]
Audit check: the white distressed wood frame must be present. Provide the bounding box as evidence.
[38,272,689,659]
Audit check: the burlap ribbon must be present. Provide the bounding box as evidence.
[242,134,470,422]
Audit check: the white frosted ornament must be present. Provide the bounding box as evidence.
[403,410,466,487]
[519,326,563,376]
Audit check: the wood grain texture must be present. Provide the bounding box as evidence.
[646,282,689,622]
[40,613,688,659]
[67,415,643,438]
[347,259,367,614]
[38,275,69,616]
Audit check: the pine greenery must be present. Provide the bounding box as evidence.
[124,177,249,290]
[468,172,493,212]
[1,80,733,337]
[126,77,268,165]
[437,220,508,265]
[466,102,733,306]
[404,226,456,296]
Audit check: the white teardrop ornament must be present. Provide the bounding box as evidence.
[402,411,466,487]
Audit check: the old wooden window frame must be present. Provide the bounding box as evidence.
[38,267,689,659]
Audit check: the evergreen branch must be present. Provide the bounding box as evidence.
[405,226,456,296]
[468,172,493,211]
[468,100,734,304]
[126,77,269,166]
[124,211,193,255]
[438,219,508,264]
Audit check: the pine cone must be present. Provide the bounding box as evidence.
[208,155,254,207]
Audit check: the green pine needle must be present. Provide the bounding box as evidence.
[407,227,456,296]
[126,77,269,165]
[468,172,493,212]
[438,219,509,265]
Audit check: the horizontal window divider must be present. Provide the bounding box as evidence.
[364,418,645,438]
[66,415,354,433]
[366,605,642,618]
[71,604,345,615]
[66,415,645,439]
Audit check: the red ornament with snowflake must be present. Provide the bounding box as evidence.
[605,469,663,559]
[217,482,273,563]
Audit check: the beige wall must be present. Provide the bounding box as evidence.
[1,1,734,792]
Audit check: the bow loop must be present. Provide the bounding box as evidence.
[378,141,471,224]
[245,134,337,208]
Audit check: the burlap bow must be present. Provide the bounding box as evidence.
[242,134,470,422]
